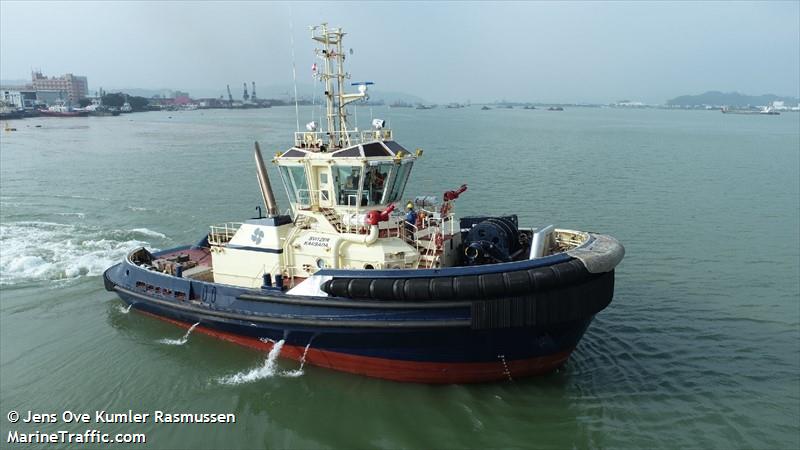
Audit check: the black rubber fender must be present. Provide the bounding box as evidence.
[321,258,602,302]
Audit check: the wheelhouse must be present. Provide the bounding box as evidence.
[275,140,415,213]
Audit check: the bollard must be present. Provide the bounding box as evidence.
[262,273,272,289]
[275,274,284,289]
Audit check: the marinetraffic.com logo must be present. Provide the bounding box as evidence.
[250,228,264,245]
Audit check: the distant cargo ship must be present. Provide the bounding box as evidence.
[721,106,780,115]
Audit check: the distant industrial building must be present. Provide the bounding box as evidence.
[30,71,88,104]
[1,88,37,108]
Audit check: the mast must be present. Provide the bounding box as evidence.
[335,27,347,140]
[311,24,368,149]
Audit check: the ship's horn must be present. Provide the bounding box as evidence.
[254,141,278,217]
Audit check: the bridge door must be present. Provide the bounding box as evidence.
[318,168,334,208]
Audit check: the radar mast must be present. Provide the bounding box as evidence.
[311,23,368,148]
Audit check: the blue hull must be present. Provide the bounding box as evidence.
[104,242,615,383]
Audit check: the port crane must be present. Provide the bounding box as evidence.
[243,83,249,101]
[226,84,234,106]
[251,82,256,101]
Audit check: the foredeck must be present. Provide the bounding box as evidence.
[151,247,214,281]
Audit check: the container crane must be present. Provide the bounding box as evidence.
[243,83,249,101]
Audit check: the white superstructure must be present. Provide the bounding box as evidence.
[206,24,462,289]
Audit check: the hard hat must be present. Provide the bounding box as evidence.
[406,202,414,210]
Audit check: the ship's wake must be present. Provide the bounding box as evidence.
[0,221,165,286]
[217,340,311,385]
[158,322,200,345]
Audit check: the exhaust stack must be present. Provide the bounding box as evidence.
[254,141,278,217]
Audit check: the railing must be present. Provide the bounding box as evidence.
[419,213,456,237]
[208,222,242,246]
[295,189,327,209]
[293,129,393,149]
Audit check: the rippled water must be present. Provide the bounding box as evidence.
[1,107,798,449]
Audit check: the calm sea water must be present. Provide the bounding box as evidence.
[1,106,798,449]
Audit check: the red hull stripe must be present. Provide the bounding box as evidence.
[138,310,573,383]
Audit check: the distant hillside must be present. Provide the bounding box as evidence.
[667,91,799,107]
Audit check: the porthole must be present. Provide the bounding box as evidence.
[316,258,326,269]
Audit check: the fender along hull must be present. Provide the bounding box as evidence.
[103,234,621,383]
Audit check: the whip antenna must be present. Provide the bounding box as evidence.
[289,6,300,132]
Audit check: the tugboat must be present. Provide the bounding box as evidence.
[38,102,89,117]
[85,98,121,116]
[120,98,133,113]
[104,24,624,383]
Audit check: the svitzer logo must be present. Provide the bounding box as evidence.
[250,228,264,245]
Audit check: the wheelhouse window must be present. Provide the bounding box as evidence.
[363,163,392,206]
[333,166,362,206]
[386,161,413,203]
[278,165,309,205]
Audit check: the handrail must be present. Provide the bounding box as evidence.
[293,129,393,149]
[295,189,326,209]
[208,222,243,246]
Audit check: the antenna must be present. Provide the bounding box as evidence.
[311,60,318,123]
[311,24,369,148]
[288,6,300,132]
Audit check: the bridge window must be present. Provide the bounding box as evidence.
[387,162,413,203]
[364,163,393,205]
[279,165,309,205]
[333,166,362,206]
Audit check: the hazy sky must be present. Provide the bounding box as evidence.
[1,1,798,103]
